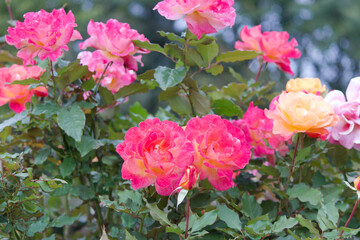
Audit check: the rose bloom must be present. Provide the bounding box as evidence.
[235,25,301,75]
[286,78,326,95]
[354,176,360,191]
[78,51,136,93]
[6,9,82,65]
[185,115,251,191]
[153,0,236,40]
[232,102,289,166]
[179,165,198,190]
[0,65,47,113]
[265,91,338,140]
[325,77,360,150]
[116,118,194,196]
[79,19,149,71]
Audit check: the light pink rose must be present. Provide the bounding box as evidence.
[116,118,194,196]
[78,51,136,93]
[6,9,82,65]
[232,102,289,166]
[235,25,301,75]
[185,115,251,191]
[0,65,47,113]
[79,19,149,71]
[154,0,236,39]
[325,77,360,150]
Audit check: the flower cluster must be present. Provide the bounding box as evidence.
[6,9,82,65]
[116,115,251,195]
[78,19,149,93]
[154,0,236,39]
[0,65,47,113]
[235,25,301,75]
[325,77,360,150]
[232,102,289,165]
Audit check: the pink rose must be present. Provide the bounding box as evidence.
[185,115,251,191]
[116,118,194,196]
[232,102,289,166]
[235,25,301,75]
[79,19,149,71]
[154,0,236,39]
[78,51,136,93]
[0,65,47,113]
[325,77,360,150]
[179,165,198,190]
[6,9,82,65]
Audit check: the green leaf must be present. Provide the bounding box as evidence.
[129,102,149,124]
[82,78,96,91]
[146,202,172,226]
[57,105,85,142]
[197,40,219,65]
[114,82,149,99]
[70,185,95,200]
[158,31,185,43]
[124,230,137,240]
[218,204,242,232]
[27,216,49,237]
[185,48,206,67]
[22,200,38,213]
[168,95,191,116]
[37,181,54,193]
[295,146,312,164]
[75,136,105,157]
[206,64,224,75]
[42,234,55,240]
[229,67,247,83]
[59,157,76,177]
[133,40,165,54]
[287,183,322,206]
[8,78,41,85]
[49,215,79,228]
[154,66,187,90]
[272,216,298,233]
[190,89,210,116]
[212,99,243,117]
[338,227,360,237]
[0,111,28,132]
[164,44,183,60]
[222,83,248,99]
[99,86,115,105]
[56,60,89,90]
[191,210,218,233]
[216,50,259,63]
[316,202,339,231]
[241,193,262,220]
[32,102,61,116]
[295,214,320,236]
[34,147,51,165]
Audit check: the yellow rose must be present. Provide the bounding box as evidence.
[265,91,338,140]
[286,78,326,94]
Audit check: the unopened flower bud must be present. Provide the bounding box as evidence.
[179,165,197,190]
[354,176,360,191]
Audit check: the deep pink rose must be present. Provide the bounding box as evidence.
[185,115,251,191]
[232,102,289,165]
[116,118,194,196]
[154,0,236,39]
[0,65,47,113]
[235,25,301,75]
[325,77,360,150]
[78,51,136,93]
[79,19,149,71]
[6,9,82,65]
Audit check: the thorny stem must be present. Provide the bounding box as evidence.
[185,197,191,239]
[254,62,264,83]
[284,134,301,192]
[179,84,196,117]
[6,1,14,21]
[93,61,113,95]
[338,198,359,238]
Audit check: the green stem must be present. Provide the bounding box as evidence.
[284,134,301,192]
[339,198,359,238]
[93,61,113,95]
[88,175,104,231]
[254,62,263,83]
[185,197,190,239]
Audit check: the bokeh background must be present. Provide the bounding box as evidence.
[1,0,360,112]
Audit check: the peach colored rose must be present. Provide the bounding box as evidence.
[179,165,198,190]
[286,78,326,95]
[154,0,236,39]
[265,91,338,140]
[355,176,360,191]
[235,25,301,75]
[116,118,194,196]
[0,65,47,113]
[232,102,289,166]
[185,115,251,191]
[6,9,82,65]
